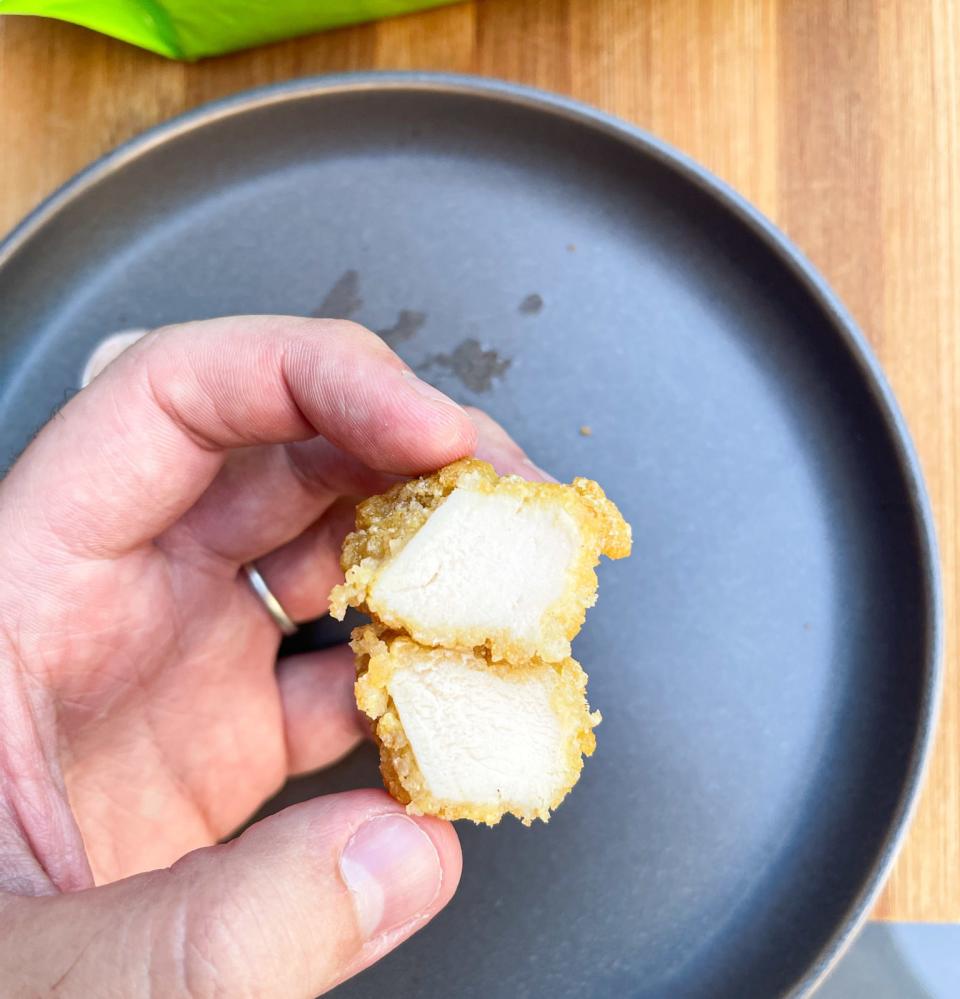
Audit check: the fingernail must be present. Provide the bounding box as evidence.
[80,328,149,388]
[523,457,559,483]
[401,369,465,411]
[340,814,442,940]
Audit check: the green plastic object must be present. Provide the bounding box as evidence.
[0,0,461,59]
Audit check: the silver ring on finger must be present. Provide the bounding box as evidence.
[242,562,298,636]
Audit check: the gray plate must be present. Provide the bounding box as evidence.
[0,75,941,999]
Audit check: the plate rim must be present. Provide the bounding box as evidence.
[0,71,943,998]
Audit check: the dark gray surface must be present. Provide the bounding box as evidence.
[0,76,940,999]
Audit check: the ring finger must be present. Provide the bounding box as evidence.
[246,497,358,624]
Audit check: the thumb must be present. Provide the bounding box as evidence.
[3,790,461,998]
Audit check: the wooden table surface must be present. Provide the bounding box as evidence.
[1,0,957,922]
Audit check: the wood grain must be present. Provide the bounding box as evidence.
[0,0,957,921]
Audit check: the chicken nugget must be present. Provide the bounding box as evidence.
[353,626,600,825]
[330,459,630,664]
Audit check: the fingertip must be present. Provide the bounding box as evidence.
[80,328,149,387]
[463,405,497,430]
[379,371,477,474]
[465,406,557,480]
[332,799,461,978]
[399,369,464,411]
[317,789,462,908]
[414,815,463,907]
[285,322,478,475]
[520,458,559,483]
[437,412,480,468]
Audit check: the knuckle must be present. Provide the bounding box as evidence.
[165,895,248,998]
[160,860,302,999]
[309,317,384,348]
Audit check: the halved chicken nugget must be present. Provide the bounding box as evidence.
[353,626,600,825]
[330,459,631,664]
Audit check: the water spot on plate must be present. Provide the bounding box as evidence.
[313,269,362,318]
[377,309,427,346]
[518,293,543,315]
[421,338,512,393]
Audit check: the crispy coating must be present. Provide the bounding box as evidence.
[329,458,631,664]
[352,625,600,826]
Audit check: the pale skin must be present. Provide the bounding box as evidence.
[0,316,551,997]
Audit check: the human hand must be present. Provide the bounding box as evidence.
[0,316,547,996]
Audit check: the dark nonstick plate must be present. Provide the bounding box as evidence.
[0,75,940,998]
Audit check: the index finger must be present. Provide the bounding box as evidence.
[0,316,476,558]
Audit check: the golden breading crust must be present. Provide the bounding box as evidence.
[352,625,601,826]
[329,458,631,664]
